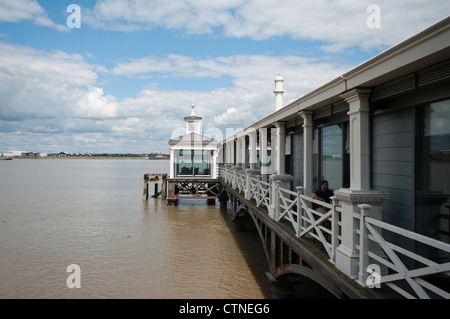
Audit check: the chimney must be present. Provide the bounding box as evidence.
[274,73,285,111]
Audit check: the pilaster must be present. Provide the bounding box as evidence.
[259,128,269,182]
[248,129,257,169]
[299,111,313,197]
[169,149,175,178]
[340,88,372,191]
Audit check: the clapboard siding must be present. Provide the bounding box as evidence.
[372,107,414,230]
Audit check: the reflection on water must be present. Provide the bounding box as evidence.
[0,159,271,299]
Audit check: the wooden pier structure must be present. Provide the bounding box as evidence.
[143,173,167,201]
[143,174,221,206]
[166,178,220,203]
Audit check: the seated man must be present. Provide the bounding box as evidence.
[312,180,334,214]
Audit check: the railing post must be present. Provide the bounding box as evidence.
[274,180,281,221]
[231,167,236,188]
[245,170,251,200]
[256,175,261,206]
[268,175,275,219]
[357,204,371,286]
[296,186,303,237]
[330,196,339,264]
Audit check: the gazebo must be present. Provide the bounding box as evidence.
[166,104,220,202]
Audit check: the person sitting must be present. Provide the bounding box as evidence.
[312,180,334,214]
[312,180,334,240]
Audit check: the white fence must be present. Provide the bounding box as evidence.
[220,166,450,299]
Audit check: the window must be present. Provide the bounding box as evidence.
[176,150,212,177]
[313,123,349,191]
[415,99,450,246]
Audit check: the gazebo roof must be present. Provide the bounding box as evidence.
[168,132,217,147]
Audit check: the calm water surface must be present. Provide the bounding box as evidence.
[0,159,271,299]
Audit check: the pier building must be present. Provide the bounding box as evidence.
[166,104,220,203]
[218,17,450,298]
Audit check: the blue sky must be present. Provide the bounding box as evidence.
[0,0,449,154]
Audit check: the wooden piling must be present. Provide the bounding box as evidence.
[162,175,167,199]
[143,174,149,201]
[143,173,168,201]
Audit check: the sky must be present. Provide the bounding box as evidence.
[0,1,449,154]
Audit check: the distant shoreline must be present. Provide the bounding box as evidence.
[14,157,170,160]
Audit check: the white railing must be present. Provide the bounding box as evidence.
[223,166,340,261]
[356,205,450,299]
[220,166,450,299]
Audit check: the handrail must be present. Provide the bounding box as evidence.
[219,166,450,299]
[357,206,450,299]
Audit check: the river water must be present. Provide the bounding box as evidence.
[0,159,272,299]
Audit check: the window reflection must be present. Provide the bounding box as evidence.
[321,125,343,191]
[176,150,212,177]
[416,99,450,249]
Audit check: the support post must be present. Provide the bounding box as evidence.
[332,89,389,278]
[249,129,257,169]
[299,111,313,197]
[274,122,286,176]
[162,175,167,199]
[143,174,149,201]
[357,204,371,285]
[296,186,303,237]
[259,128,269,182]
[154,183,159,197]
[266,272,295,299]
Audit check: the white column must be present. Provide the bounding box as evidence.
[241,135,247,170]
[260,128,269,179]
[231,138,235,165]
[299,111,313,197]
[341,88,371,191]
[212,149,217,178]
[271,127,278,175]
[169,149,175,178]
[249,130,257,169]
[333,88,389,279]
[274,122,286,175]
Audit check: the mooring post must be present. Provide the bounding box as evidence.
[154,183,159,197]
[143,174,149,201]
[162,174,167,199]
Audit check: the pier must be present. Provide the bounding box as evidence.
[144,17,450,299]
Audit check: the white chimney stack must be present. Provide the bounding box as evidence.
[274,73,285,111]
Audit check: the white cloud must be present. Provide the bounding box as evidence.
[0,40,352,152]
[111,53,350,128]
[0,0,68,32]
[73,87,121,119]
[0,42,98,121]
[2,0,448,153]
[84,0,450,51]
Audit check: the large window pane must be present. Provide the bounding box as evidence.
[416,99,450,251]
[321,125,343,191]
[177,149,193,176]
[194,150,211,176]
